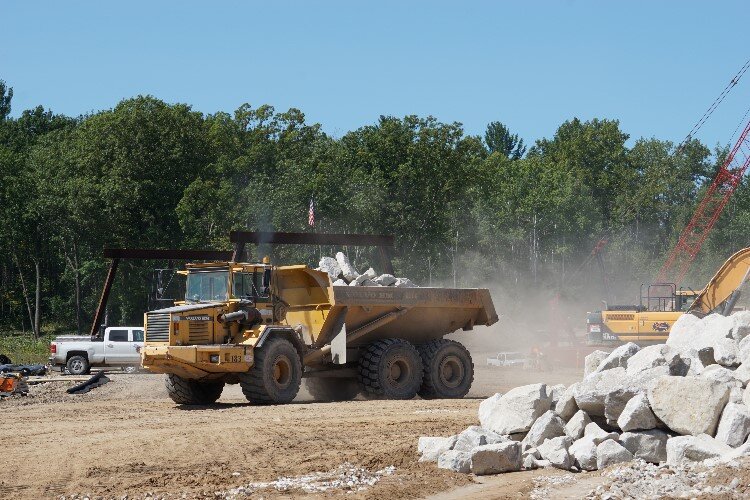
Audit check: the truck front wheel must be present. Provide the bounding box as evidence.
[239,337,302,405]
[66,355,90,375]
[165,374,224,405]
[358,339,423,399]
[417,339,474,399]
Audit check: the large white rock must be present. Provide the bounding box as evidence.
[555,384,579,421]
[418,435,457,462]
[714,338,740,367]
[318,257,342,280]
[667,314,734,354]
[332,278,347,286]
[617,393,658,432]
[437,450,471,473]
[453,426,505,452]
[478,385,551,435]
[666,434,733,466]
[584,350,610,377]
[715,403,750,448]
[739,336,750,364]
[626,344,681,376]
[522,410,566,448]
[648,375,729,436]
[596,439,633,469]
[733,364,750,387]
[373,274,397,286]
[469,441,522,475]
[393,277,416,288]
[335,252,360,282]
[574,367,630,417]
[620,429,669,464]
[594,342,640,373]
[547,384,566,409]
[700,364,741,387]
[537,436,574,470]
[569,437,598,471]
[731,311,750,341]
[565,410,592,440]
[583,422,618,445]
[729,386,745,404]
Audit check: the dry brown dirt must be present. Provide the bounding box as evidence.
[0,365,583,499]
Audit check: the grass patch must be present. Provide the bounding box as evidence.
[0,334,57,364]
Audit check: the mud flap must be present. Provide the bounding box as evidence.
[330,306,348,365]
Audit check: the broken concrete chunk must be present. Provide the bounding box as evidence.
[363,267,377,279]
[478,385,551,435]
[437,450,471,473]
[584,351,610,377]
[547,384,566,409]
[594,342,640,373]
[648,376,729,436]
[604,387,640,426]
[565,410,592,440]
[332,278,347,286]
[596,439,633,469]
[536,435,574,470]
[714,403,750,448]
[583,422,618,445]
[555,384,579,421]
[666,434,733,466]
[714,338,740,367]
[418,435,457,462]
[453,426,504,452]
[393,277,416,288]
[335,252,360,282]
[569,437,598,471]
[617,392,658,432]
[620,429,669,464]
[733,364,750,387]
[373,274,397,286]
[522,410,566,448]
[626,344,682,376]
[361,279,381,287]
[700,364,741,387]
[469,441,522,475]
[318,256,342,280]
[732,311,750,341]
[574,367,628,417]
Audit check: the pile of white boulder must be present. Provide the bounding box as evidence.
[418,310,750,475]
[317,252,416,288]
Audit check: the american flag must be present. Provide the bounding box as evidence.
[308,198,315,227]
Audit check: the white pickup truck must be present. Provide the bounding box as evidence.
[49,327,144,375]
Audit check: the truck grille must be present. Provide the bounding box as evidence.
[146,312,170,342]
[188,322,211,344]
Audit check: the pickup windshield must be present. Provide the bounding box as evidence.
[186,271,229,302]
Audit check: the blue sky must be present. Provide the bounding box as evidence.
[2,1,749,149]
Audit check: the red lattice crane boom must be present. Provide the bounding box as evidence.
[657,119,750,285]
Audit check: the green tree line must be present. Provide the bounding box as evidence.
[0,79,746,337]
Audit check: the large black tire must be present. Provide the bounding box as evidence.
[239,337,302,404]
[417,339,474,399]
[358,338,423,399]
[304,377,360,402]
[66,355,90,375]
[165,374,224,405]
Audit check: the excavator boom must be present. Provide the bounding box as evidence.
[688,247,750,316]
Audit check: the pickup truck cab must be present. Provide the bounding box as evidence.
[49,327,144,375]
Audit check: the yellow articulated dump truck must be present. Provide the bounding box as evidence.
[586,247,750,345]
[141,260,498,405]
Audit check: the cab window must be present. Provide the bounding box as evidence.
[132,329,144,342]
[233,271,270,299]
[109,330,129,342]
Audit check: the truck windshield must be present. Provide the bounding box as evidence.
[185,271,229,302]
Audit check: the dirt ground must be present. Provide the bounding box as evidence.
[0,361,588,500]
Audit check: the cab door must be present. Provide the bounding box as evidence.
[105,329,132,364]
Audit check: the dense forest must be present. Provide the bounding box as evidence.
[1,78,748,338]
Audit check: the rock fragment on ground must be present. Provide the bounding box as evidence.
[478,384,551,435]
[537,435,573,470]
[619,429,669,464]
[617,392,657,432]
[470,441,522,475]
[648,375,729,436]
[714,402,750,447]
[565,410,591,440]
[596,439,633,469]
[437,450,471,473]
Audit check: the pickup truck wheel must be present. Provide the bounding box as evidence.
[304,377,360,402]
[417,339,474,399]
[239,337,301,405]
[358,339,422,400]
[165,374,224,405]
[66,355,90,375]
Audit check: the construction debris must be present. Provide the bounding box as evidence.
[418,310,750,475]
[0,373,28,397]
[316,252,416,287]
[66,371,110,394]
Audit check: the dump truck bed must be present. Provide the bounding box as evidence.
[327,286,497,346]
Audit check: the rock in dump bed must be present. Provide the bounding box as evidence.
[316,252,416,288]
[418,311,750,475]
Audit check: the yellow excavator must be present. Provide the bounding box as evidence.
[586,247,750,345]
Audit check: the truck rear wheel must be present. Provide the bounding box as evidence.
[417,339,474,399]
[165,374,224,405]
[66,355,90,375]
[358,338,423,400]
[304,377,360,402]
[240,337,302,404]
